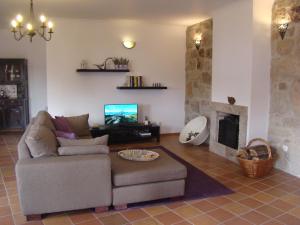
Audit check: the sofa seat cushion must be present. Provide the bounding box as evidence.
[58,145,109,156]
[25,125,58,158]
[110,149,187,187]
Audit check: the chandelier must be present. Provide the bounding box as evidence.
[10,0,54,42]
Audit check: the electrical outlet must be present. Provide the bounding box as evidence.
[282,145,289,152]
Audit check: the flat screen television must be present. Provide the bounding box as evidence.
[104,104,138,125]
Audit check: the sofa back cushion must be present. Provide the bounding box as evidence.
[57,135,108,147]
[25,125,58,158]
[34,111,55,131]
[65,114,90,137]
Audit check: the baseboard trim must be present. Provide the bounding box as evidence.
[160,133,180,136]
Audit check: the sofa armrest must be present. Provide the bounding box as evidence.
[16,155,112,215]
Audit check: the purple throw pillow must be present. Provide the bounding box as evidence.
[55,130,77,140]
[52,116,73,133]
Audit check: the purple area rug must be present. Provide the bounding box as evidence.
[113,146,234,207]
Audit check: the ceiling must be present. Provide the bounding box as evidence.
[0,0,237,28]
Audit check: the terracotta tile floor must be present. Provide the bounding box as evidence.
[1,134,300,225]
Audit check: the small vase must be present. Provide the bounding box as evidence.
[228,97,236,105]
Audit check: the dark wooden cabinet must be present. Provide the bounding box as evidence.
[0,59,29,132]
[5,106,23,129]
[90,124,160,144]
[0,107,5,128]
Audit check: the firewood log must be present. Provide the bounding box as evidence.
[249,145,269,159]
[237,149,250,159]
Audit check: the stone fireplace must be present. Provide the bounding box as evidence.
[210,102,248,163]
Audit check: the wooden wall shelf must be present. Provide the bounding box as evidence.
[76,69,130,73]
[117,86,167,90]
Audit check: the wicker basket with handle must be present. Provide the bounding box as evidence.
[238,138,273,178]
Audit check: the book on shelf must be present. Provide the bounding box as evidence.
[127,75,143,87]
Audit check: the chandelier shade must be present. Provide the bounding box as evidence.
[10,0,54,42]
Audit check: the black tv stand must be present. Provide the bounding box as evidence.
[90,123,160,144]
[117,123,140,127]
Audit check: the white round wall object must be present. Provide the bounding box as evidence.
[179,116,209,145]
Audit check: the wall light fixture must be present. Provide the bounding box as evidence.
[277,14,291,40]
[194,33,202,50]
[122,40,136,49]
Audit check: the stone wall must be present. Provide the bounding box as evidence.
[269,0,300,176]
[185,19,212,123]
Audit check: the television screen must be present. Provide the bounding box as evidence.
[104,104,138,125]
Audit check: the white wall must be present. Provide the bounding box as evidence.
[212,0,272,141]
[248,0,273,140]
[46,19,186,133]
[212,0,253,107]
[0,29,47,117]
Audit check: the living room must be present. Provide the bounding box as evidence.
[1,0,300,224]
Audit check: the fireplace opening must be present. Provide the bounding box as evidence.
[218,113,240,149]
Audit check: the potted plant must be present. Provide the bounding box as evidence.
[113,57,121,70]
[118,58,128,70]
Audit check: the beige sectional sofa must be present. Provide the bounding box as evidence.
[16,112,112,220]
[16,111,187,221]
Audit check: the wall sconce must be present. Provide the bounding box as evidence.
[277,14,291,40]
[194,33,202,50]
[122,39,136,49]
[278,22,289,40]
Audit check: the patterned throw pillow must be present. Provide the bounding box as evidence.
[34,111,56,131]
[25,125,58,158]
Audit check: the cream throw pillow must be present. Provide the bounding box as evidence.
[57,135,109,147]
[58,145,109,156]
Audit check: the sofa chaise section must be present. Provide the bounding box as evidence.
[110,149,187,208]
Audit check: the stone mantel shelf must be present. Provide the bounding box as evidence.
[211,102,248,115]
